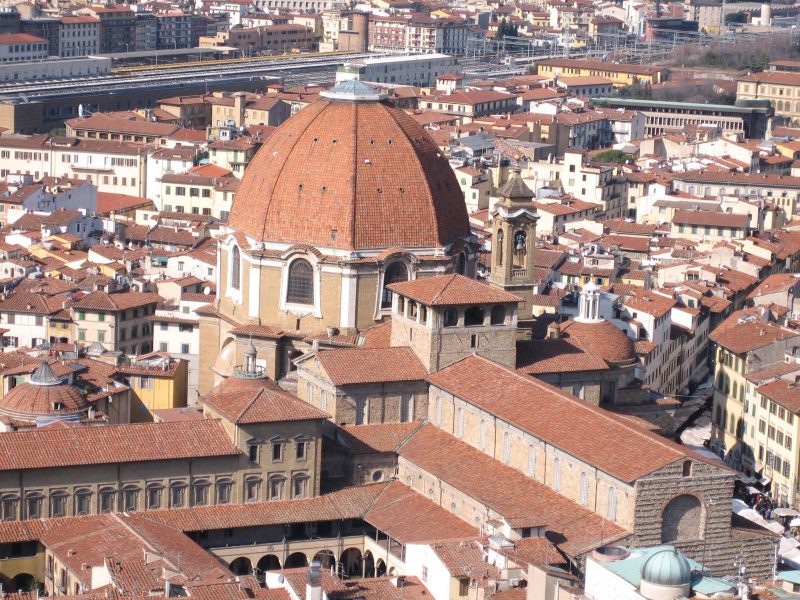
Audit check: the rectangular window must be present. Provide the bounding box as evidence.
[248,443,259,462]
[50,494,66,518]
[99,489,115,513]
[75,492,90,516]
[123,489,138,512]
[147,486,161,510]
[296,441,307,461]
[169,485,185,508]
[216,480,231,504]
[26,495,42,519]
[181,343,190,354]
[272,442,283,462]
[244,478,260,503]
[97,331,105,343]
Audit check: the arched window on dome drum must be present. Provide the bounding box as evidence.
[286,259,314,305]
[382,262,408,308]
[231,246,241,290]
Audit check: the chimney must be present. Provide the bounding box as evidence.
[393,577,406,588]
[547,321,560,340]
[306,562,322,600]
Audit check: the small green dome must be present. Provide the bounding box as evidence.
[640,547,692,587]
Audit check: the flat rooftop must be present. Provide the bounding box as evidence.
[345,52,453,65]
[101,47,237,60]
[592,97,772,114]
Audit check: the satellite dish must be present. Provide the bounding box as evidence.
[78,104,84,118]
[203,286,211,295]
[277,575,285,584]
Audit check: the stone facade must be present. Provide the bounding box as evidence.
[428,383,637,531]
[295,355,429,426]
[388,295,519,373]
[629,459,776,577]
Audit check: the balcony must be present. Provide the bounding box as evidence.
[233,365,266,379]
[512,268,527,279]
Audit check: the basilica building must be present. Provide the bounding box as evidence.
[199,80,478,394]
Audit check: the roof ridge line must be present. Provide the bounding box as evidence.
[445,356,685,479]
[395,417,429,452]
[358,480,393,519]
[432,273,457,305]
[393,419,427,452]
[236,387,265,421]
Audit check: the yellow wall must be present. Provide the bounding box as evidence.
[128,360,188,422]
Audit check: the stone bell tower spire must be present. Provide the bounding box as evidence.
[488,160,539,316]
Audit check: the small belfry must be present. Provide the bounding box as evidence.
[488,161,539,317]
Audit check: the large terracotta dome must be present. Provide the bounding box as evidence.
[559,319,638,366]
[0,362,89,423]
[228,80,471,251]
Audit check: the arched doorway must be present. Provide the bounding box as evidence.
[363,551,375,578]
[285,552,308,568]
[662,494,703,542]
[10,573,35,593]
[313,551,336,572]
[229,557,252,575]
[339,548,363,579]
[376,559,387,577]
[257,554,281,572]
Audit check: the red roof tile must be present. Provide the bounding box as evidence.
[427,356,705,483]
[388,274,521,306]
[228,95,470,250]
[0,420,238,471]
[398,424,628,555]
[316,347,427,386]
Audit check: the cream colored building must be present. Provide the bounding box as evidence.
[70,290,163,356]
[709,310,800,490]
[737,70,800,124]
[0,367,327,522]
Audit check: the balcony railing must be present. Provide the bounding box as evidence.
[233,365,266,379]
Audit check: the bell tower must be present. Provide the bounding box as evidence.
[489,165,539,315]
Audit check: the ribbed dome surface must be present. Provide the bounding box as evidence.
[560,319,638,366]
[640,548,692,587]
[228,88,470,250]
[0,375,88,420]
